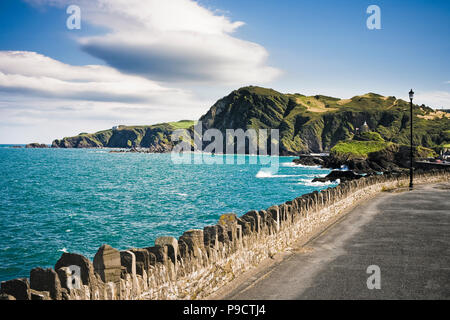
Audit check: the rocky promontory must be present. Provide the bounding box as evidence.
[312,170,364,183]
[49,87,449,155]
[324,143,436,174]
[51,121,194,150]
[295,137,439,182]
[25,143,48,148]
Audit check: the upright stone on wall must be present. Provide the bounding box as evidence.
[57,267,74,289]
[218,213,239,248]
[179,229,205,259]
[259,210,276,233]
[242,210,261,233]
[155,236,179,280]
[55,252,97,290]
[93,244,122,284]
[267,206,280,232]
[117,251,140,299]
[120,251,135,276]
[145,245,168,265]
[204,225,219,250]
[30,267,62,300]
[236,217,251,236]
[129,248,151,276]
[0,278,31,300]
[155,237,179,268]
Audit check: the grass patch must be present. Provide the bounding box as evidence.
[332,140,391,157]
[358,131,385,142]
[167,120,195,130]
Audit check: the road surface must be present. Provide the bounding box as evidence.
[224,182,450,299]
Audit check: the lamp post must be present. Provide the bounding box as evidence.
[409,89,414,189]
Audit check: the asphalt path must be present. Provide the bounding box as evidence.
[225,182,450,300]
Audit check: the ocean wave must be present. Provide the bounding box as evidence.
[301,173,327,178]
[256,170,301,178]
[298,178,340,186]
[280,162,301,167]
[175,193,188,197]
[280,162,329,170]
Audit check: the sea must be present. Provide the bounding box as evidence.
[0,145,336,281]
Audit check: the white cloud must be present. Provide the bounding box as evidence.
[25,0,281,85]
[2,0,282,143]
[0,51,191,103]
[0,51,212,143]
[413,91,450,109]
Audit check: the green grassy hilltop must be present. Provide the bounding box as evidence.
[200,86,449,155]
[52,120,194,150]
[52,86,450,154]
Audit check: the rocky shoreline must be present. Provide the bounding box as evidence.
[293,144,442,183]
[25,143,48,149]
[108,146,170,154]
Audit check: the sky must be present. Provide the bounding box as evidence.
[0,0,449,144]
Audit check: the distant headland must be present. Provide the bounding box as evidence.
[46,86,449,158]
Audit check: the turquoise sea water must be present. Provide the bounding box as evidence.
[0,146,335,281]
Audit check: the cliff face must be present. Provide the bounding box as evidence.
[51,86,450,153]
[200,86,450,155]
[25,143,48,148]
[52,121,194,150]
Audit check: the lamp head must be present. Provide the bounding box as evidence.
[409,89,414,100]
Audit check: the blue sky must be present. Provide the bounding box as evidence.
[0,0,449,143]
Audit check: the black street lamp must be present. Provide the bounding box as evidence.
[409,89,414,189]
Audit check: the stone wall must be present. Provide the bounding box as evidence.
[1,169,449,300]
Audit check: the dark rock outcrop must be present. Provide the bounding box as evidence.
[312,170,364,183]
[293,155,326,166]
[25,143,48,148]
[320,144,434,174]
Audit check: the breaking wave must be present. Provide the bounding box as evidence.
[298,178,340,187]
[255,170,300,178]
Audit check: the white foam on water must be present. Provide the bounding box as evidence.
[280,162,300,167]
[58,248,68,253]
[280,162,323,169]
[255,170,301,178]
[175,193,188,197]
[301,173,327,178]
[298,178,340,187]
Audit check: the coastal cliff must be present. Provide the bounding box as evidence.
[200,86,449,155]
[50,86,450,155]
[51,121,194,150]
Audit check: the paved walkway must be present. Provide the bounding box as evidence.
[225,182,450,299]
